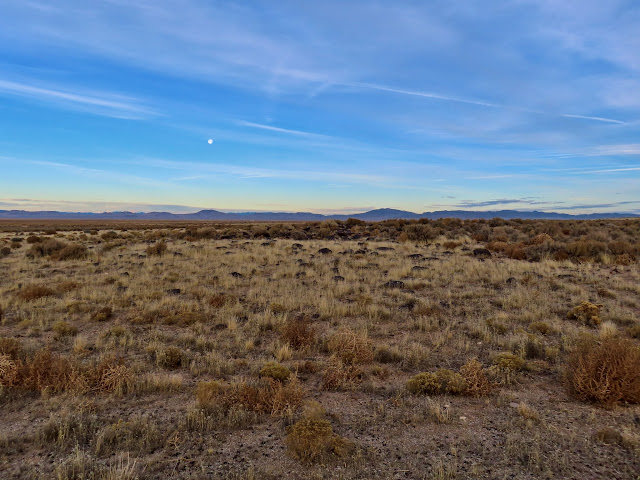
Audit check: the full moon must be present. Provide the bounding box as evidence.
[207,139,213,144]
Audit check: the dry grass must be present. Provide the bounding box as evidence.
[1,220,639,478]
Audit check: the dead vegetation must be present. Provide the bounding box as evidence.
[0,219,639,478]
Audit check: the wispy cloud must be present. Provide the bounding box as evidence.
[546,144,640,158]
[350,82,499,108]
[23,159,168,187]
[455,198,560,208]
[553,201,640,211]
[352,82,625,125]
[235,121,331,139]
[0,79,156,119]
[131,157,393,186]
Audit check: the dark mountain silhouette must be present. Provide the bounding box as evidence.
[0,208,637,221]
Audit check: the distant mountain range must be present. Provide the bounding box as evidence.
[0,208,637,221]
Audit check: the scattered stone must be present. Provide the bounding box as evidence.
[318,248,333,255]
[230,272,244,278]
[382,280,405,289]
[506,277,518,285]
[377,247,395,251]
[166,288,181,295]
[407,253,423,259]
[412,266,428,271]
[333,275,345,282]
[473,248,492,258]
[295,271,306,279]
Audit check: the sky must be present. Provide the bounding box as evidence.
[0,0,639,215]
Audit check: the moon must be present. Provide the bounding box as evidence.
[207,139,213,144]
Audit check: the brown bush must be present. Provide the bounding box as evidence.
[196,377,305,417]
[92,357,134,396]
[0,354,20,387]
[530,233,553,245]
[21,349,87,394]
[566,337,640,407]
[0,337,23,359]
[52,243,88,260]
[26,239,66,258]
[459,358,494,397]
[281,316,316,349]
[322,357,363,391]
[146,241,167,256]
[16,284,56,301]
[327,328,373,365]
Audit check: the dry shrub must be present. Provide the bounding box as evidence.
[95,417,164,455]
[506,245,527,260]
[615,254,636,265]
[459,358,494,397]
[196,376,305,419]
[21,349,87,394]
[259,361,291,382]
[16,284,56,301]
[27,239,66,258]
[530,233,553,245]
[327,328,373,365]
[489,352,525,385]
[0,354,19,387]
[52,320,78,337]
[486,241,509,253]
[407,369,467,395]
[568,301,603,326]
[0,337,23,359]
[207,293,230,308]
[565,337,640,407]
[529,321,554,335]
[56,281,80,293]
[146,241,167,256]
[281,316,316,349]
[53,243,88,260]
[90,307,113,322]
[93,358,134,396]
[285,404,356,464]
[156,346,186,369]
[322,357,363,391]
[286,418,335,463]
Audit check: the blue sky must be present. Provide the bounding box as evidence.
[0,0,639,214]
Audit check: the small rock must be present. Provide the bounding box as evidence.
[230,272,244,278]
[382,280,405,289]
[473,248,492,258]
[318,248,333,255]
[166,288,181,295]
